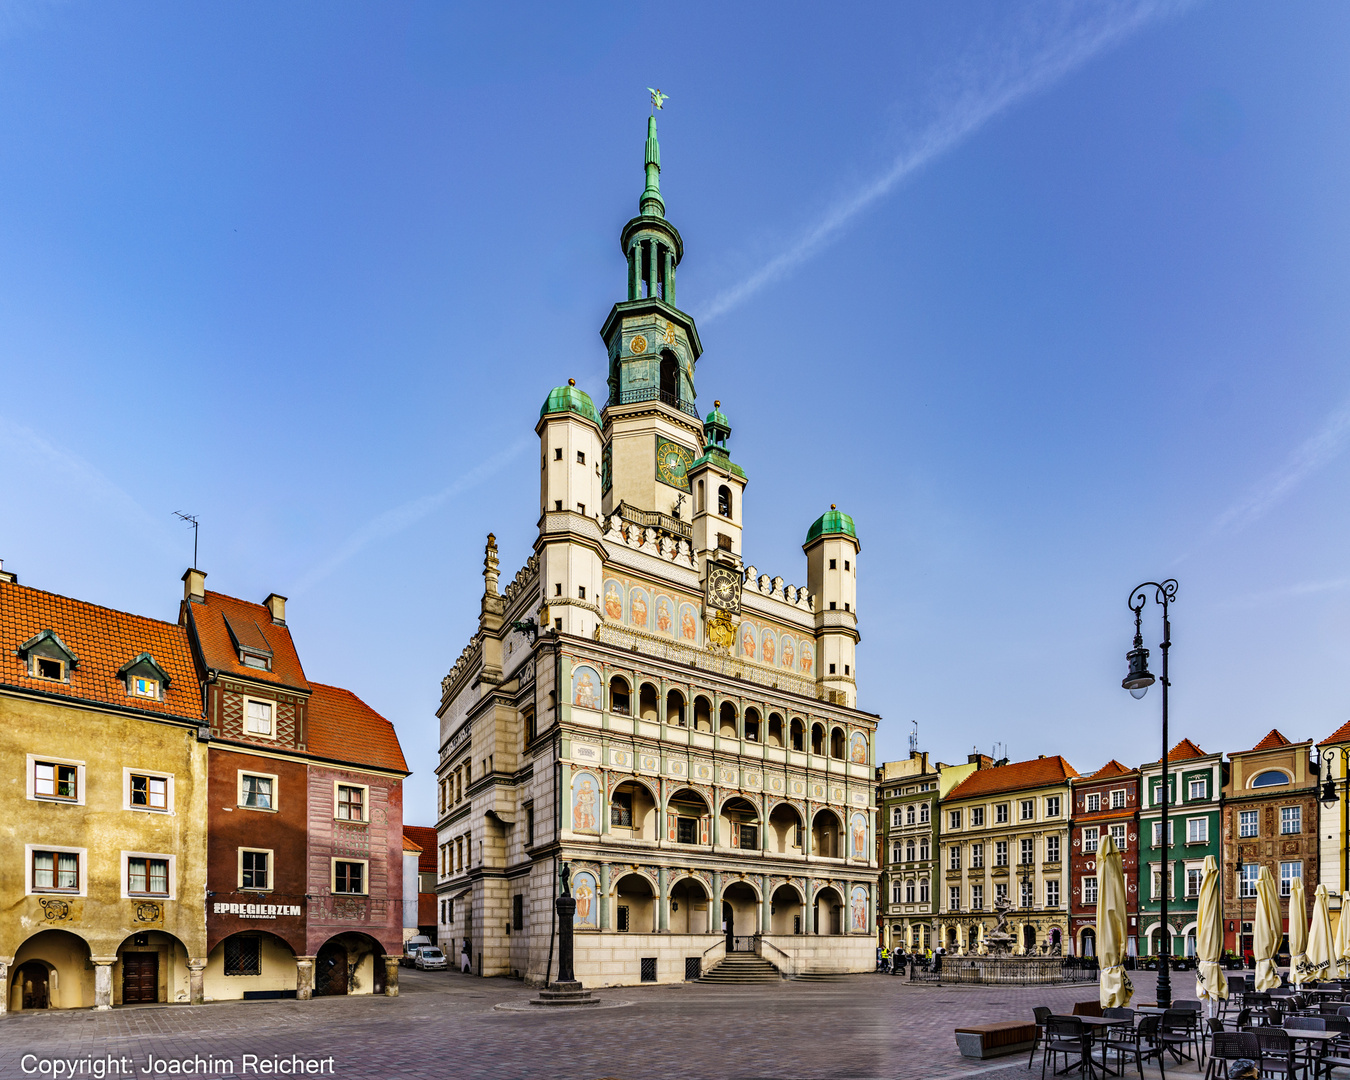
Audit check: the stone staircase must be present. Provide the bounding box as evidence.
[792,969,847,982]
[699,953,782,984]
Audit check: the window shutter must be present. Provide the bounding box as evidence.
[700,815,709,844]
[731,821,740,848]
[667,812,677,842]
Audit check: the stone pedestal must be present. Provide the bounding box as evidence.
[188,960,206,1005]
[92,958,115,1010]
[531,980,598,1007]
[530,873,597,1007]
[383,955,399,997]
[296,957,316,1000]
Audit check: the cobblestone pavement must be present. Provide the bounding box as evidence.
[0,969,1207,1080]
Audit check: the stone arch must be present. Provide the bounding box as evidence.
[1079,926,1096,957]
[830,726,846,759]
[770,881,805,935]
[720,879,761,939]
[743,706,762,743]
[114,929,191,1006]
[612,871,658,933]
[767,712,784,747]
[203,929,299,1001]
[11,928,93,1010]
[811,807,844,859]
[665,687,686,727]
[668,875,711,934]
[811,722,826,755]
[789,716,805,751]
[608,674,631,716]
[637,681,659,722]
[314,931,388,997]
[812,884,845,935]
[767,801,804,854]
[718,700,738,737]
[720,795,761,851]
[692,694,712,732]
[610,777,659,839]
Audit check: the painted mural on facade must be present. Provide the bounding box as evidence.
[850,732,868,765]
[601,575,708,646]
[573,870,598,929]
[735,618,816,673]
[572,771,600,833]
[851,812,868,859]
[851,886,869,933]
[572,665,601,710]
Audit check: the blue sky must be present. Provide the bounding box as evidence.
[2,1,1348,824]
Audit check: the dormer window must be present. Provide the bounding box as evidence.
[117,653,171,701]
[131,677,159,699]
[36,657,64,681]
[224,614,274,673]
[19,629,78,683]
[242,654,270,670]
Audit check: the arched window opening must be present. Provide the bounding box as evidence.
[696,479,704,513]
[1251,770,1290,788]
[905,839,915,862]
[693,695,712,733]
[767,713,784,747]
[614,872,656,933]
[718,485,732,518]
[719,701,738,738]
[790,718,805,752]
[610,781,657,840]
[830,727,846,759]
[744,708,761,742]
[769,804,804,854]
[722,797,761,851]
[811,723,825,756]
[660,351,679,405]
[812,810,841,859]
[608,676,630,716]
[638,683,659,723]
[666,689,686,727]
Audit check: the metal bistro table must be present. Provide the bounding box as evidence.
[1282,1027,1341,1077]
[1075,1016,1136,1078]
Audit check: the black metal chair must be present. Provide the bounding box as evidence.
[1205,1032,1260,1080]
[1029,1006,1053,1069]
[1042,1016,1096,1080]
[1104,1007,1136,1021]
[1254,1029,1299,1080]
[1159,1007,1203,1065]
[1103,1014,1166,1080]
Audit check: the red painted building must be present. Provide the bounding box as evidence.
[403,825,439,941]
[180,570,409,1001]
[1069,760,1141,958]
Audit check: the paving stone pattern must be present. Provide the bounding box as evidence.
[0,970,1197,1080]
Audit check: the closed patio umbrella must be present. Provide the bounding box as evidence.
[1195,853,1228,1009]
[1307,883,1334,983]
[1254,865,1282,991]
[1337,898,1350,978]
[1096,833,1133,1008]
[1289,876,1310,986]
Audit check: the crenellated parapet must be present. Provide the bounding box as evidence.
[440,631,484,701]
[742,564,814,612]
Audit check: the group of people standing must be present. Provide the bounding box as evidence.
[875,944,946,974]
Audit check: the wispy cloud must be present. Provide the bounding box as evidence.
[1211,397,1350,537]
[701,0,1192,322]
[293,436,533,594]
[1223,576,1350,609]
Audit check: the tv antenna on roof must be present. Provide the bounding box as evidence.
[909,720,918,756]
[173,512,199,568]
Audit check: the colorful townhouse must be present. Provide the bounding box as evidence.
[1222,730,1318,958]
[1068,760,1140,957]
[1137,739,1225,958]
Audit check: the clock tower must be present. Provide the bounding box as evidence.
[600,116,706,521]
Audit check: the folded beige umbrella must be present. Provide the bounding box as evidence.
[1337,898,1350,979]
[1096,833,1133,1008]
[1289,876,1310,986]
[1254,865,1282,991]
[1308,883,1334,983]
[1195,854,1228,1006]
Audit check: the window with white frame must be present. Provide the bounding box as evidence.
[126,770,171,812]
[1045,796,1061,817]
[1020,799,1034,821]
[1187,818,1208,844]
[239,772,276,810]
[1109,824,1126,849]
[1239,810,1258,838]
[918,803,930,824]
[1020,838,1034,865]
[1110,789,1127,809]
[972,807,985,827]
[949,846,961,870]
[1280,861,1301,897]
[905,805,915,825]
[1281,807,1301,835]
[336,784,367,822]
[995,882,1008,903]
[949,809,962,829]
[1152,820,1174,847]
[1188,777,1207,800]
[1046,835,1061,862]
[892,807,903,827]
[126,855,171,897]
[971,843,984,868]
[918,879,930,903]
[972,883,984,909]
[919,838,930,860]
[1085,792,1101,812]
[1083,827,1099,853]
[333,859,367,895]
[995,841,1008,867]
[905,839,915,862]
[244,698,274,737]
[32,758,81,802]
[892,842,902,863]
[1045,880,1060,907]
[1082,876,1098,904]
[892,881,903,903]
[1020,881,1033,907]
[1186,867,1202,897]
[30,848,81,892]
[905,880,915,903]
[1239,863,1258,898]
[949,885,961,910]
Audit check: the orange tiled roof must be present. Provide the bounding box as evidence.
[404,825,439,874]
[1167,738,1206,762]
[946,755,1078,800]
[183,591,309,690]
[403,835,422,852]
[1251,729,1292,751]
[1321,718,1350,747]
[306,681,408,774]
[1079,759,1135,781]
[0,580,201,721]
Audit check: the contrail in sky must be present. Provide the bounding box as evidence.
[1211,396,1350,537]
[293,436,533,594]
[701,0,1193,323]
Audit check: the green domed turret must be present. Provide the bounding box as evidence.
[539,379,600,426]
[805,505,858,546]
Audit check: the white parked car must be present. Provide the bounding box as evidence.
[415,947,448,971]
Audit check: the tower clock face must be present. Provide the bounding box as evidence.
[706,565,742,614]
[655,438,694,491]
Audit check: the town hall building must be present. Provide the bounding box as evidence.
[434,115,881,986]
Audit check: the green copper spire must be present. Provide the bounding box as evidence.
[640,115,665,218]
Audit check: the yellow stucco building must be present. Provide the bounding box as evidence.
[0,569,209,1011]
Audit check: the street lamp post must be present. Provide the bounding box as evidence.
[1121,578,1178,1009]
[1318,748,1350,955]
[1236,853,1246,969]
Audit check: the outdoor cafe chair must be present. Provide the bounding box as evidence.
[1104,1008,1136,1021]
[1042,1016,1096,1080]
[1204,1032,1259,1080]
[1160,1008,1203,1065]
[1029,1006,1053,1069]
[1104,1014,1167,1080]
[1253,1029,1299,1080]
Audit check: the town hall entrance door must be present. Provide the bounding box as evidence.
[723,901,733,951]
[121,953,158,1004]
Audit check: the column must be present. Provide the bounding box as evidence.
[646,241,658,301]
[760,876,771,935]
[188,959,206,1005]
[711,871,722,933]
[628,243,639,300]
[802,807,812,857]
[599,864,610,930]
[867,883,875,936]
[383,955,400,997]
[92,958,115,1010]
[599,768,609,836]
[296,957,316,1000]
[658,866,669,932]
[0,960,8,1015]
[665,250,676,307]
[807,881,816,934]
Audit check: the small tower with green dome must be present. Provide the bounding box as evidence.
[535,379,604,638]
[690,400,748,561]
[804,505,861,707]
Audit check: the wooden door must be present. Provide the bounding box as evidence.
[122,952,159,1004]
